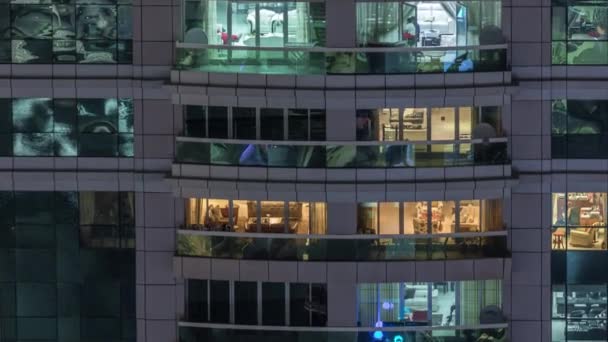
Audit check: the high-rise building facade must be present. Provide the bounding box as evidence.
[0,0,605,341]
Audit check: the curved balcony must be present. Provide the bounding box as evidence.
[176,230,508,262]
[179,323,508,342]
[175,43,508,75]
[175,137,508,168]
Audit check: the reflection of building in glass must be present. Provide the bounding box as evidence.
[1,98,134,157]
[0,1,132,63]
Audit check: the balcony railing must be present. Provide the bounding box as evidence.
[175,137,509,168]
[179,322,509,342]
[175,43,508,75]
[176,230,508,262]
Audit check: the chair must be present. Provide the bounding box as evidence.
[570,228,595,247]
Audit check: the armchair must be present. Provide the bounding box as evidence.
[569,228,594,247]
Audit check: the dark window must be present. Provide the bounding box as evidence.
[210,280,230,323]
[232,107,256,139]
[311,283,327,326]
[262,282,285,325]
[289,283,309,326]
[309,110,326,140]
[187,279,208,322]
[260,108,284,140]
[185,105,206,137]
[208,106,229,139]
[288,109,308,140]
[235,281,257,325]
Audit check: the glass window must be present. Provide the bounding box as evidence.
[80,192,119,226]
[288,109,308,140]
[309,202,327,235]
[260,201,285,233]
[234,281,257,325]
[17,283,56,317]
[5,2,132,64]
[260,108,284,140]
[379,202,400,235]
[310,283,327,326]
[8,98,133,157]
[431,108,456,141]
[552,1,608,65]
[459,200,480,232]
[404,201,428,234]
[262,282,285,325]
[232,107,256,139]
[358,203,378,234]
[187,280,209,322]
[184,0,324,48]
[290,283,310,326]
[357,1,502,47]
[565,284,607,340]
[235,200,256,233]
[210,280,230,323]
[309,110,326,140]
[208,106,229,139]
[185,105,207,138]
[15,192,54,224]
[402,108,427,141]
[206,199,231,231]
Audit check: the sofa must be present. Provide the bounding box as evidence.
[404,285,439,311]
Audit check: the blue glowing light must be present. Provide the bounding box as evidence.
[373,331,384,340]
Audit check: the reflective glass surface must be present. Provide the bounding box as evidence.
[356,1,503,48]
[176,232,508,261]
[0,191,135,342]
[0,0,132,64]
[358,280,503,328]
[0,98,133,157]
[552,0,608,65]
[178,325,508,342]
[551,99,608,158]
[176,46,508,75]
[551,192,607,251]
[175,140,508,168]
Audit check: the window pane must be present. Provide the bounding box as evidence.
[310,283,327,326]
[232,107,256,139]
[15,192,54,224]
[185,105,206,137]
[235,281,257,325]
[357,203,377,234]
[187,279,208,322]
[208,106,228,139]
[260,201,285,234]
[431,107,455,141]
[234,200,255,233]
[288,109,308,140]
[310,202,327,235]
[12,98,53,133]
[404,201,428,234]
[289,283,309,326]
[260,108,284,140]
[309,109,325,140]
[403,108,427,141]
[80,192,120,226]
[210,280,229,323]
[262,282,285,325]
[432,201,455,234]
[17,283,56,317]
[206,199,230,231]
[379,202,400,235]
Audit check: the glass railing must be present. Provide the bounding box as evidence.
[175,137,509,168]
[175,43,508,75]
[176,230,508,261]
[179,323,509,342]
